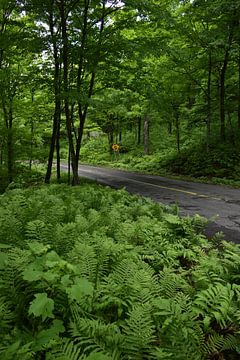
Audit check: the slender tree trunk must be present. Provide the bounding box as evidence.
[227,111,235,145]
[45,9,62,184]
[0,147,3,165]
[220,69,226,142]
[75,0,89,164]
[29,120,33,170]
[175,110,180,154]
[59,0,79,185]
[29,90,34,170]
[219,32,233,142]
[137,117,141,145]
[68,144,71,185]
[206,50,212,151]
[56,115,61,181]
[108,123,114,153]
[7,101,13,183]
[75,0,105,165]
[238,47,240,129]
[168,121,172,134]
[144,114,150,155]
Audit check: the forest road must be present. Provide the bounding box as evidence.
[61,164,240,244]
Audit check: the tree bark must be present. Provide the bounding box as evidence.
[144,114,150,155]
[7,101,13,183]
[45,7,62,184]
[108,123,114,153]
[29,120,33,170]
[56,115,61,181]
[206,50,212,151]
[175,110,180,154]
[29,90,34,170]
[219,31,233,142]
[137,117,141,145]
[75,0,105,165]
[238,47,240,130]
[59,0,79,185]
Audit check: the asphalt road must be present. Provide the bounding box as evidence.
[61,164,240,244]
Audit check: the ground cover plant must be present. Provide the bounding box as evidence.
[80,134,240,188]
[0,184,240,359]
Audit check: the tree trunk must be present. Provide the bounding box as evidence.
[220,69,226,142]
[75,0,105,165]
[7,101,13,183]
[238,47,240,129]
[108,124,114,153]
[175,110,180,154]
[219,32,233,142]
[29,119,33,170]
[68,144,71,185]
[0,148,3,165]
[137,117,141,145]
[56,115,61,181]
[168,121,172,135]
[206,50,212,151]
[227,111,235,145]
[59,0,79,185]
[29,90,34,170]
[144,114,150,155]
[45,8,62,184]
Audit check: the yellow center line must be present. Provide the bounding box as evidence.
[121,177,222,201]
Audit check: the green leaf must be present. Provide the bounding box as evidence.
[67,278,94,303]
[43,271,59,282]
[28,242,50,255]
[29,293,54,321]
[23,269,43,281]
[45,251,61,268]
[33,320,65,351]
[23,262,44,281]
[61,274,72,287]
[0,252,8,269]
[0,243,12,249]
[164,214,181,225]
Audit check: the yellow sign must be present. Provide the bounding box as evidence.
[112,143,120,152]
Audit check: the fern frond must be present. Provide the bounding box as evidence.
[193,283,235,328]
[122,303,156,359]
[69,315,123,359]
[47,339,83,360]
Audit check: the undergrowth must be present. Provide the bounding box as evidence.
[0,184,240,359]
[0,163,45,194]
[80,135,240,187]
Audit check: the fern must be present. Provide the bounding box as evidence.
[1,184,240,359]
[122,303,156,359]
[47,339,83,360]
[193,283,235,328]
[69,311,123,358]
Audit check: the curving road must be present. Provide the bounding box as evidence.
[61,164,240,243]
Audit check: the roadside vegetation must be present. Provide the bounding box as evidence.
[80,131,240,187]
[1,184,240,359]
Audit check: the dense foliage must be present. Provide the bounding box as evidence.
[0,184,240,359]
[1,0,240,186]
[80,133,240,187]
